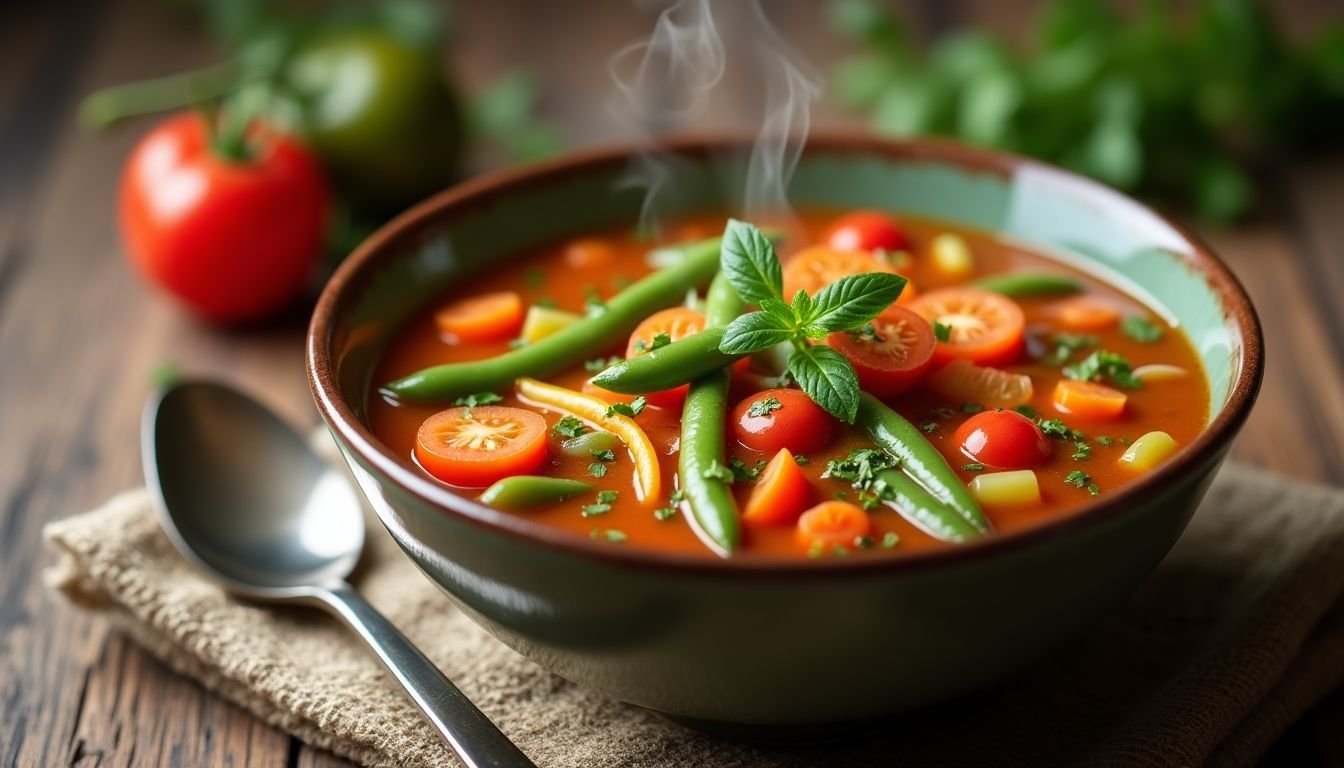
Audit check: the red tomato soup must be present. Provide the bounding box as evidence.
[368,210,1209,560]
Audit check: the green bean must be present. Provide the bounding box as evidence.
[590,329,744,394]
[971,272,1082,297]
[873,469,981,543]
[479,476,593,509]
[678,272,744,556]
[384,236,725,402]
[855,393,990,533]
[559,431,622,458]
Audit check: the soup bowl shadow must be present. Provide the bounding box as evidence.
[307,136,1262,733]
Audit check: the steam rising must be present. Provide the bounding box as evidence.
[608,0,822,231]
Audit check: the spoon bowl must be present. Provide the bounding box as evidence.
[142,380,536,768]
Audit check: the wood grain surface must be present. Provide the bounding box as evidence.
[1,1,1341,766]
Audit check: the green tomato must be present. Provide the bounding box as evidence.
[287,30,463,211]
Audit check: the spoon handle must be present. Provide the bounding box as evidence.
[316,582,538,768]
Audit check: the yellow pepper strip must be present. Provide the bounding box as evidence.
[515,377,660,504]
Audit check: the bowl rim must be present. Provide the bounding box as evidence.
[307,134,1264,576]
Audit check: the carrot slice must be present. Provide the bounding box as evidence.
[1052,296,1121,332]
[563,238,616,269]
[435,291,525,343]
[742,449,813,527]
[795,501,872,549]
[1052,379,1127,420]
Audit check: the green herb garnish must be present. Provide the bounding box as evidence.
[1071,441,1092,461]
[1121,315,1164,343]
[552,415,587,439]
[1065,469,1101,495]
[933,321,952,342]
[821,448,897,490]
[1064,350,1143,389]
[580,502,610,517]
[920,421,940,434]
[589,528,627,542]
[453,391,503,417]
[960,402,984,414]
[1041,333,1098,366]
[729,457,768,482]
[590,448,616,463]
[1097,435,1115,447]
[584,355,623,372]
[881,531,900,549]
[716,220,907,422]
[963,463,986,472]
[746,396,784,418]
[1013,404,1038,420]
[606,396,647,418]
[702,460,736,483]
[587,463,608,479]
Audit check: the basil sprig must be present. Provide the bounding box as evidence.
[716,219,906,422]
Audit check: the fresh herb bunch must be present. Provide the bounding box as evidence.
[716,219,907,422]
[830,0,1344,222]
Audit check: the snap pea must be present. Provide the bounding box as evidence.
[590,328,744,394]
[384,236,725,402]
[855,393,990,533]
[873,469,981,543]
[678,272,744,556]
[479,476,593,509]
[971,272,1081,297]
[559,431,622,458]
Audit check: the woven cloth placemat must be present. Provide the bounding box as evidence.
[45,462,1344,767]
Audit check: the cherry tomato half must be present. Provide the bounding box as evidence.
[823,210,910,255]
[911,288,1026,367]
[954,410,1051,470]
[782,246,917,307]
[731,388,834,455]
[120,112,327,324]
[626,307,706,408]
[826,305,936,398]
[415,406,547,487]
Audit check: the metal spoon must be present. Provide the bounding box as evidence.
[142,381,536,768]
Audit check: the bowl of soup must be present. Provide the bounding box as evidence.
[307,136,1262,732]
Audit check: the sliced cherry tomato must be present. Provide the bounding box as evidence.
[926,359,1034,408]
[563,238,615,269]
[911,288,1026,366]
[414,406,548,488]
[435,291,524,344]
[742,449,813,527]
[781,246,917,307]
[955,411,1051,470]
[1052,379,1128,419]
[1051,296,1121,332]
[823,210,910,254]
[626,307,706,408]
[731,388,834,455]
[795,501,871,549]
[826,305,936,398]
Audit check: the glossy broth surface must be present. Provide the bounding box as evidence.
[368,211,1209,559]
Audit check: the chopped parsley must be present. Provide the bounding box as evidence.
[833,490,849,500]
[653,506,677,521]
[929,406,956,419]
[960,402,984,414]
[1097,435,1115,447]
[1119,436,1134,446]
[746,396,784,418]
[606,396,647,418]
[590,448,616,462]
[1041,333,1098,366]
[933,321,952,342]
[702,460,736,483]
[584,293,606,317]
[920,421,940,434]
[1064,350,1143,389]
[552,415,587,439]
[963,462,986,472]
[1036,418,1083,440]
[589,528,627,542]
[822,448,897,489]
[1071,441,1092,461]
[852,322,886,343]
[584,355,623,372]
[453,391,503,416]
[1064,469,1101,495]
[587,462,608,478]
[633,332,673,354]
[881,531,900,549]
[596,490,618,503]
[794,454,809,466]
[1013,404,1039,420]
[729,457,768,482]
[1121,315,1164,343]
[580,501,611,517]
[855,535,875,550]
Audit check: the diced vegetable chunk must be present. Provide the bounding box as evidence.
[434,291,525,343]
[969,470,1042,507]
[743,449,813,527]
[1119,431,1179,471]
[1052,379,1127,419]
[930,233,974,278]
[796,501,872,549]
[1132,364,1189,383]
[927,359,1034,408]
[521,305,582,343]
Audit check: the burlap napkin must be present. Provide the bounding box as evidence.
[45,460,1344,768]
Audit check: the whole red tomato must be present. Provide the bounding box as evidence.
[119,111,327,323]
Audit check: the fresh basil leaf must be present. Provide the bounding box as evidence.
[720,219,783,305]
[790,289,814,322]
[757,297,799,328]
[805,272,907,334]
[720,312,794,354]
[788,344,860,423]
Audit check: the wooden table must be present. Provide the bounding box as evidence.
[2,1,1341,765]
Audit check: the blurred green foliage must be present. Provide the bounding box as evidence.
[831,0,1344,222]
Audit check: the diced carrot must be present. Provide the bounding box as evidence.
[563,238,615,269]
[795,501,871,549]
[1052,296,1121,331]
[434,291,525,343]
[1052,379,1127,420]
[742,449,813,527]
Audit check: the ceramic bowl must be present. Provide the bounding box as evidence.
[307,136,1262,731]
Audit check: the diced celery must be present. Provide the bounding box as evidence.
[969,469,1041,507]
[1119,431,1179,471]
